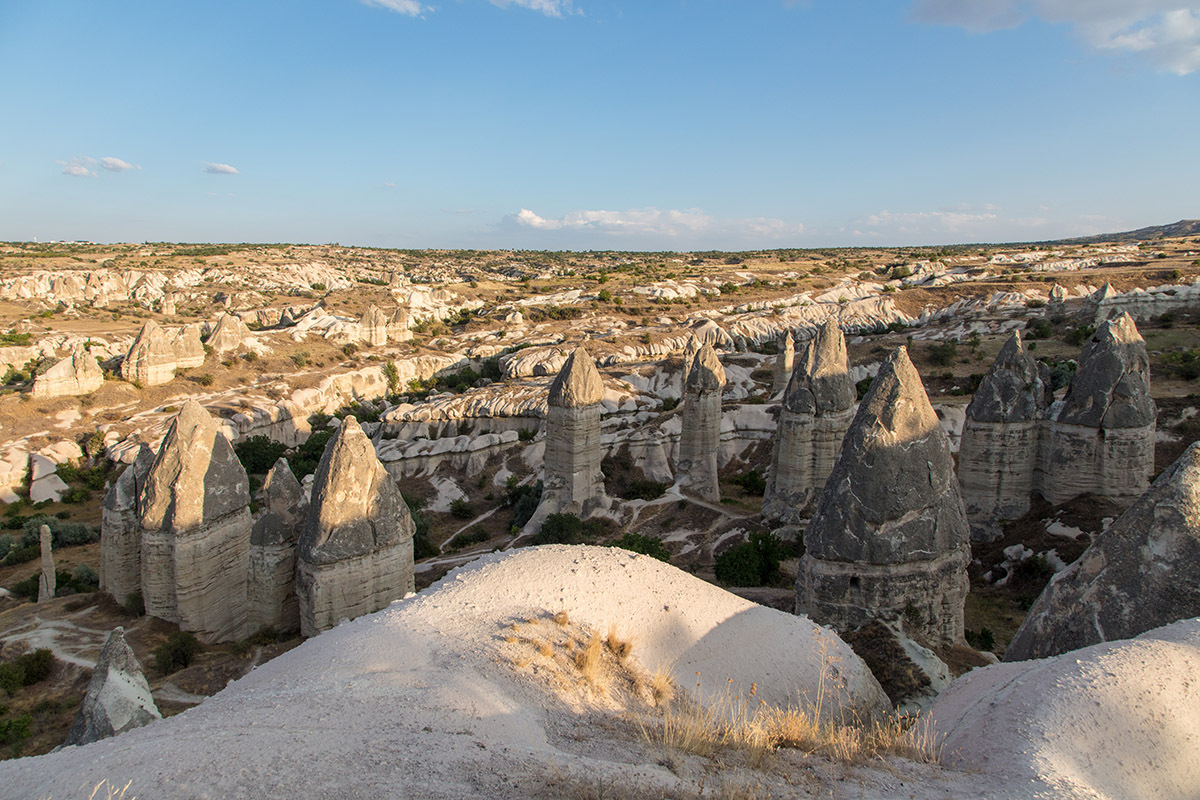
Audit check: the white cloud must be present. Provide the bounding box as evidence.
[203,162,240,175]
[58,156,97,177]
[100,157,139,172]
[489,0,577,17]
[910,1,1200,74]
[363,0,431,16]
[867,209,999,232]
[509,206,803,241]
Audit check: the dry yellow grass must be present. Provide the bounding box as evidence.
[573,632,607,689]
[604,625,634,660]
[553,610,570,626]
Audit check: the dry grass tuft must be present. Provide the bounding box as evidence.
[573,632,607,689]
[604,625,634,660]
[553,610,570,626]
[538,641,555,659]
[86,780,135,800]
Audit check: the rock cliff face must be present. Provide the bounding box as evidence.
[171,324,206,369]
[797,347,970,644]
[31,345,103,399]
[248,458,306,634]
[100,444,155,607]
[62,627,160,747]
[206,313,250,354]
[360,305,388,347]
[121,321,178,386]
[1006,442,1200,661]
[526,348,607,532]
[763,319,856,526]
[296,416,415,637]
[676,344,726,501]
[771,331,795,397]
[140,401,252,643]
[1042,313,1156,505]
[957,332,1052,540]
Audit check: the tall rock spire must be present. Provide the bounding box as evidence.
[677,344,725,501]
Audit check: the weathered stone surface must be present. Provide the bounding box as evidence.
[63,627,160,746]
[1042,313,1156,505]
[296,416,415,637]
[37,525,54,603]
[763,319,856,525]
[680,334,700,391]
[359,305,388,347]
[31,345,102,399]
[958,332,1052,540]
[388,308,414,342]
[1006,442,1200,661]
[548,346,605,408]
[248,458,305,634]
[797,347,970,644]
[771,331,795,397]
[161,292,176,316]
[171,324,205,369]
[121,321,177,386]
[140,401,252,643]
[677,344,725,501]
[100,443,155,607]
[206,313,250,354]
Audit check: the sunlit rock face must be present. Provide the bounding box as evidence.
[762,318,856,527]
[958,332,1052,541]
[676,344,726,502]
[771,330,794,398]
[63,627,160,746]
[206,312,250,354]
[172,324,206,369]
[100,444,155,607]
[1006,442,1200,662]
[296,416,415,638]
[31,345,103,399]
[525,348,607,533]
[248,458,306,634]
[140,401,253,644]
[121,321,178,387]
[797,347,970,645]
[1041,313,1156,506]
[359,305,388,347]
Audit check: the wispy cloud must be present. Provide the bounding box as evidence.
[867,209,999,233]
[363,0,431,17]
[909,1,1200,74]
[203,162,240,175]
[58,156,97,177]
[100,157,139,172]
[489,0,577,17]
[508,206,802,243]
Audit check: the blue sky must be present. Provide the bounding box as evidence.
[1,0,1197,250]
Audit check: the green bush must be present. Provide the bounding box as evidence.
[855,376,873,400]
[0,649,54,696]
[448,527,489,552]
[660,397,679,412]
[730,469,766,496]
[21,516,98,548]
[153,631,201,674]
[449,497,475,520]
[0,713,32,748]
[531,513,608,545]
[714,532,788,587]
[508,481,542,530]
[927,340,958,367]
[1024,318,1053,340]
[287,430,333,478]
[608,533,670,562]
[965,627,996,651]
[1064,325,1094,348]
[517,427,537,442]
[235,435,289,475]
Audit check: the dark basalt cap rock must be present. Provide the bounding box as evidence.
[1057,313,1155,429]
[685,344,726,394]
[965,331,1051,424]
[783,318,856,415]
[298,416,413,565]
[804,347,968,564]
[548,347,604,408]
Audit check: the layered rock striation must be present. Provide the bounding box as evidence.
[121,321,178,386]
[100,444,155,608]
[676,344,726,501]
[140,401,252,643]
[37,524,54,603]
[763,319,856,526]
[296,416,415,637]
[771,331,795,398]
[1006,442,1200,661]
[248,458,306,634]
[31,345,103,399]
[797,347,970,644]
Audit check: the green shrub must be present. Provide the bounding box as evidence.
[1064,325,1094,348]
[531,513,608,545]
[714,532,788,587]
[620,478,668,501]
[517,427,537,442]
[0,649,54,696]
[0,713,32,748]
[507,481,542,530]
[608,533,670,562]
[235,435,289,475]
[927,340,958,367]
[730,469,766,496]
[660,397,679,412]
[855,376,873,400]
[449,498,475,520]
[287,430,333,478]
[448,527,489,552]
[1025,318,1053,340]
[21,516,98,548]
[153,631,200,674]
[965,627,996,651]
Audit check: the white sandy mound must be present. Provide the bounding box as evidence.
[0,545,888,800]
[930,618,1200,800]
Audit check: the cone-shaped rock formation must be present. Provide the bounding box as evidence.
[37,524,54,603]
[63,627,160,746]
[248,458,306,633]
[206,313,250,354]
[677,344,726,501]
[31,345,102,399]
[771,331,795,398]
[121,321,177,386]
[100,444,155,608]
[360,305,388,347]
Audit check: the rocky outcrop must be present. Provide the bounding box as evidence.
[387,308,413,343]
[248,458,306,634]
[797,347,970,644]
[763,319,856,526]
[526,348,607,532]
[62,627,160,747]
[771,331,795,397]
[121,321,178,386]
[957,332,1052,540]
[359,306,388,347]
[296,416,415,637]
[1042,313,1156,506]
[676,344,725,501]
[206,313,250,354]
[100,444,155,608]
[680,334,700,391]
[1006,442,1200,661]
[37,525,54,603]
[30,345,103,399]
[171,324,205,369]
[161,292,176,316]
[140,401,252,643]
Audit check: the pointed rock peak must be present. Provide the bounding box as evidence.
[64,626,159,746]
[995,330,1027,366]
[782,330,794,351]
[685,333,700,355]
[811,318,849,375]
[1100,312,1144,346]
[967,331,1047,423]
[855,347,938,441]
[263,457,303,514]
[1093,282,1116,301]
[549,347,604,408]
[174,399,214,433]
[96,627,143,676]
[1050,283,1067,300]
[686,344,726,393]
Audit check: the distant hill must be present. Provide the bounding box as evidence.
[1055,219,1200,244]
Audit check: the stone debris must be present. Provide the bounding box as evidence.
[63,627,160,747]
[957,332,1052,541]
[248,458,307,634]
[37,524,54,603]
[676,344,726,501]
[140,400,252,643]
[296,416,415,637]
[31,345,103,399]
[797,346,970,644]
[763,318,856,526]
[100,443,155,608]
[1006,441,1200,661]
